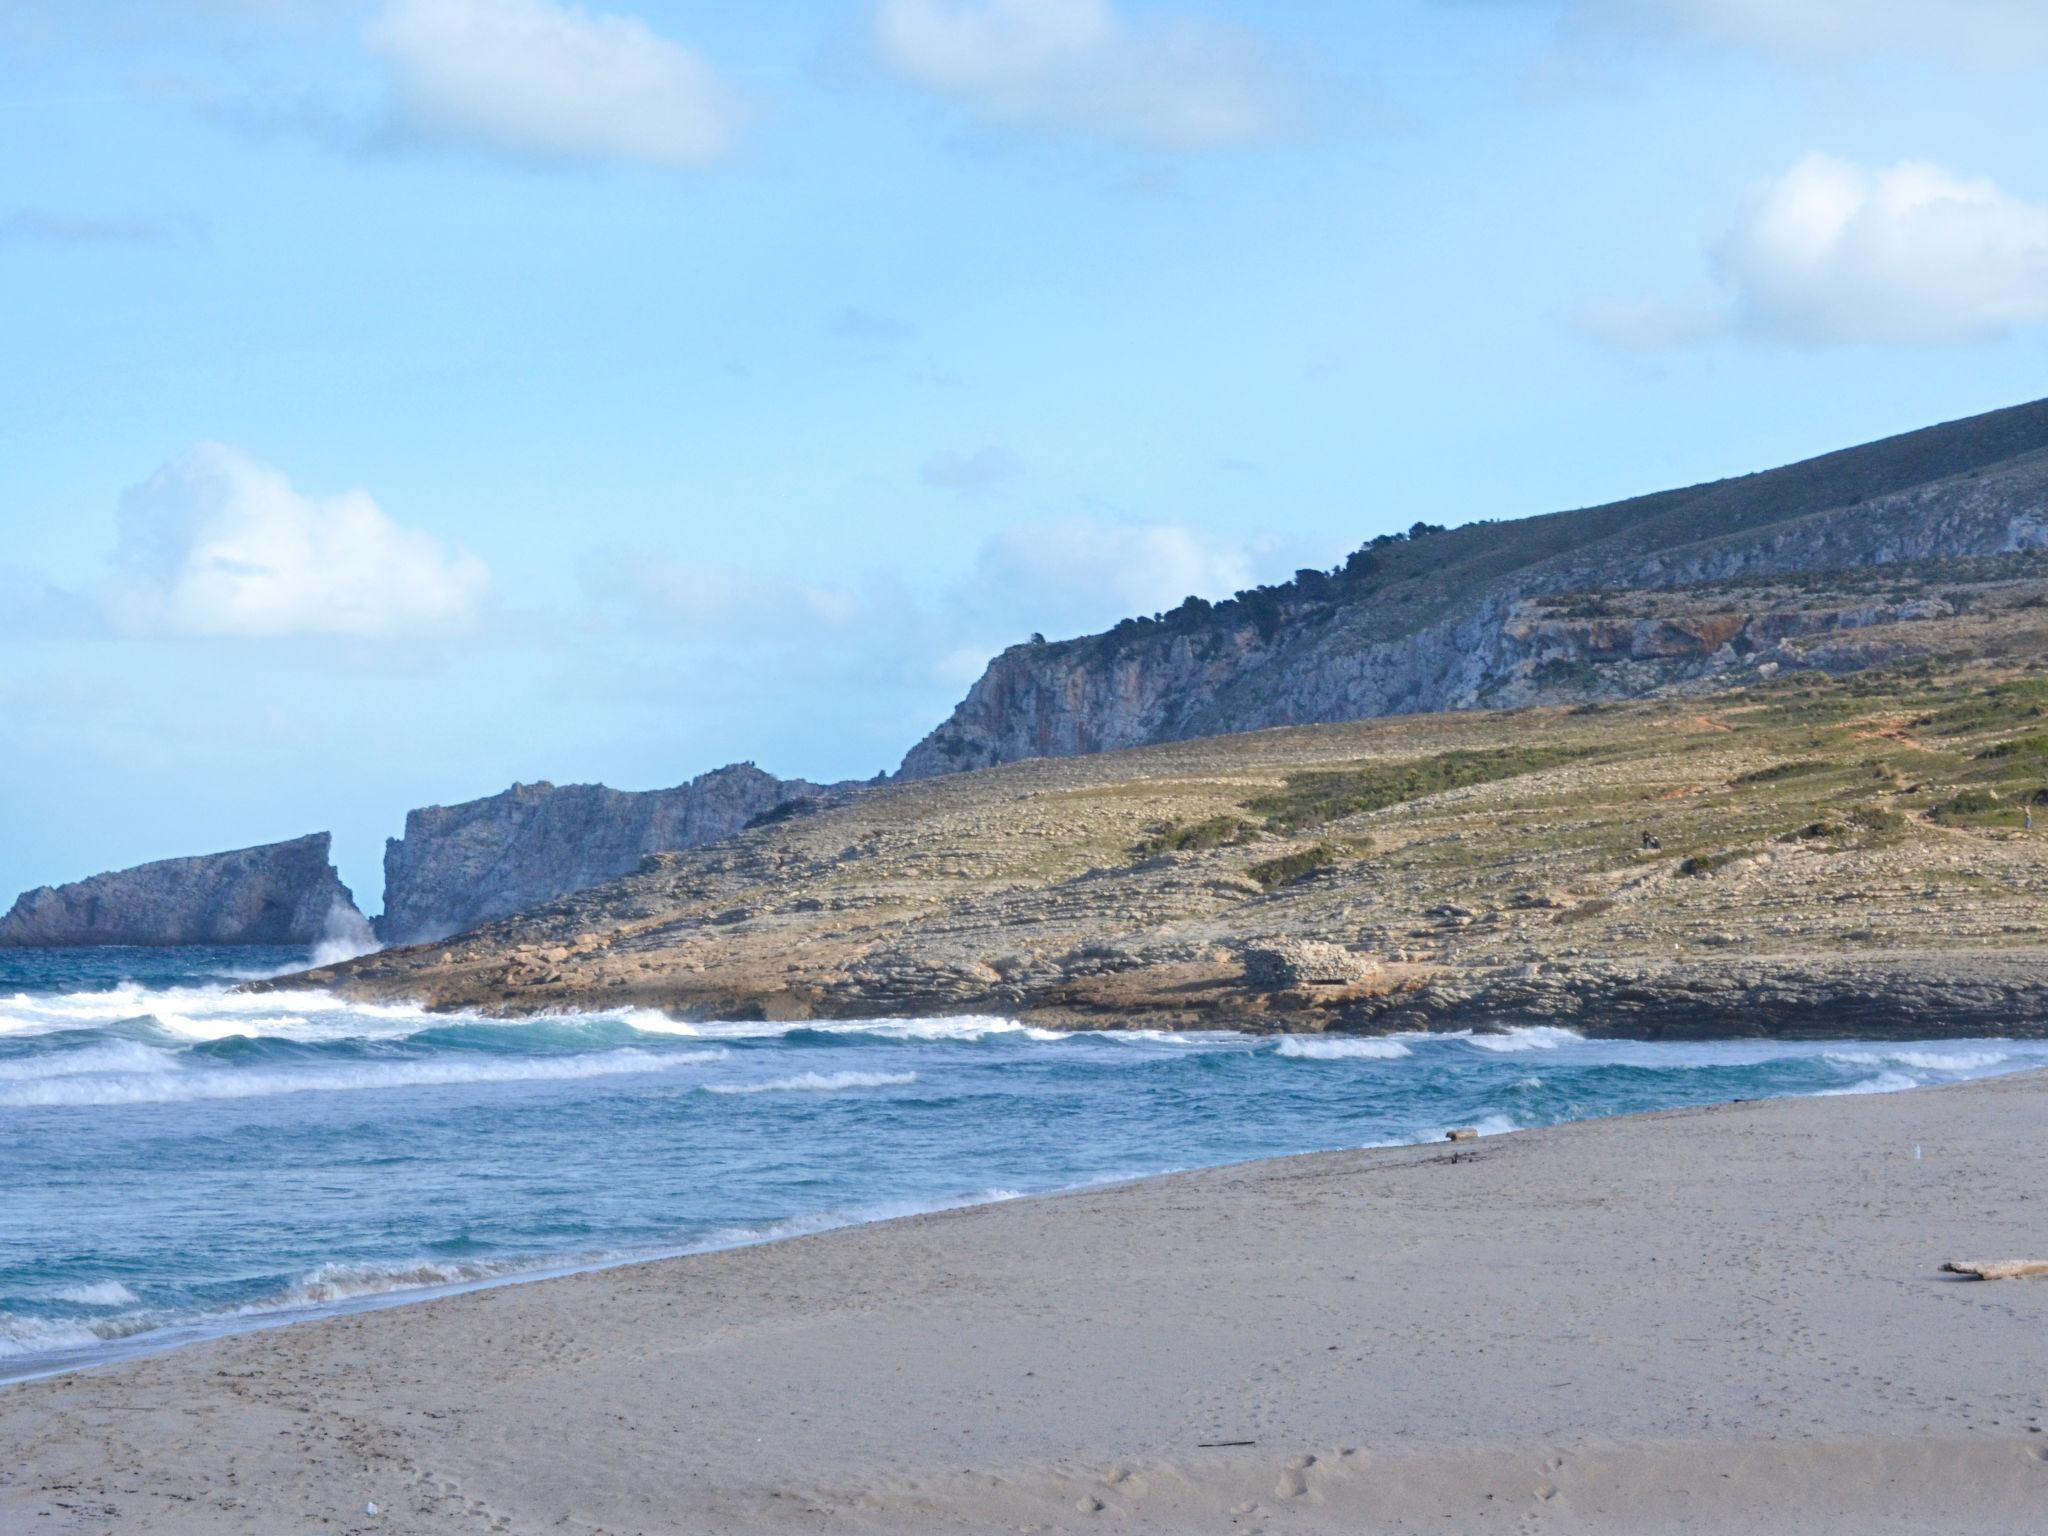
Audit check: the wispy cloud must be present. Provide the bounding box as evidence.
[365,0,739,168]
[829,305,920,345]
[873,0,1290,150]
[1558,0,2048,67]
[920,445,1022,498]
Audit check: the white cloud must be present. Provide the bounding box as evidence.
[921,445,1022,497]
[111,444,489,638]
[967,514,1254,635]
[367,0,737,168]
[874,0,1285,150]
[1566,0,2048,64]
[1576,155,2048,349]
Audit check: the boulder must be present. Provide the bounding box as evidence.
[1241,939,1379,989]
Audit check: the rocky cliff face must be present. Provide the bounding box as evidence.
[377,764,851,944]
[0,834,362,947]
[902,399,2048,776]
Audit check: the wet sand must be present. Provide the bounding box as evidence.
[6,1071,2048,1534]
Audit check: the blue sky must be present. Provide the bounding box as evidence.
[4,0,2047,908]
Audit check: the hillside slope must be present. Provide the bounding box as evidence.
[295,582,2048,1037]
[902,398,2048,777]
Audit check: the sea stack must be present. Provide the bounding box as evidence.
[0,833,363,947]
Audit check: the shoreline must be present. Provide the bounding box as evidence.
[6,1045,2039,1391]
[8,1069,2048,1533]
[295,946,2048,1040]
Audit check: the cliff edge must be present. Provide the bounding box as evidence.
[0,833,362,948]
[377,764,853,944]
[902,398,2048,777]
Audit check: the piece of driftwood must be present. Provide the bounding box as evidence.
[1943,1259,2048,1281]
[1445,1127,1478,1143]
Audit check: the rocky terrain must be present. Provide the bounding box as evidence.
[295,594,2048,1036]
[377,764,852,943]
[903,397,2048,776]
[1,833,362,948]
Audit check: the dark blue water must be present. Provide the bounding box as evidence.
[3,945,2040,1381]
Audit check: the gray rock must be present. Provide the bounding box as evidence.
[0,834,361,948]
[377,765,856,944]
[899,399,2048,778]
[1242,939,1378,989]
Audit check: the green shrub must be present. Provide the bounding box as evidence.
[1974,734,2048,761]
[1135,815,1254,856]
[1731,760,1828,787]
[1248,844,1338,889]
[1246,746,1580,834]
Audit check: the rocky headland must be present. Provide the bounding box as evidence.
[0,833,363,948]
[293,632,2048,1037]
[902,397,2048,777]
[376,764,855,944]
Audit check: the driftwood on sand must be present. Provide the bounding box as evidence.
[1942,1259,2048,1281]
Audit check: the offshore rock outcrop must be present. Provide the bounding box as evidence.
[376,764,853,944]
[0,834,361,948]
[902,398,2048,776]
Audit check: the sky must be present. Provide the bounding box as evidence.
[3,0,2048,909]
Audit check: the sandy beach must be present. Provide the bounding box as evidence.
[6,1071,2048,1535]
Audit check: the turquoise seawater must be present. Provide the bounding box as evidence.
[4,944,2043,1382]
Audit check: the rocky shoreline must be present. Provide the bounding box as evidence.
[295,944,2048,1042]
[283,668,2048,1043]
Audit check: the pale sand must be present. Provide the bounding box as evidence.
[7,1073,2048,1535]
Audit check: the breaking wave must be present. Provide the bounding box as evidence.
[705,1070,918,1095]
[0,1047,727,1108]
[1275,1036,1413,1060]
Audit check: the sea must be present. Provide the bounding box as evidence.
[4,943,2043,1383]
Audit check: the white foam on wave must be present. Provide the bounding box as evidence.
[1275,1036,1413,1060]
[1893,1049,2011,1072]
[0,1040,172,1082]
[1398,1111,1521,1145]
[0,1046,728,1108]
[704,1070,918,1095]
[679,1015,1067,1044]
[1096,1029,1246,1047]
[1817,1070,1921,1096]
[51,1281,140,1307]
[252,1258,520,1310]
[617,1007,701,1036]
[0,982,437,1043]
[1465,1026,1584,1053]
[817,1017,1067,1043]
[0,1308,157,1360]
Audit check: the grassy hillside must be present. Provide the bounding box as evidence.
[302,592,2048,1037]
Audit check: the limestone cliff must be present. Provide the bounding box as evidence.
[376,764,853,944]
[0,834,362,947]
[902,398,2048,776]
